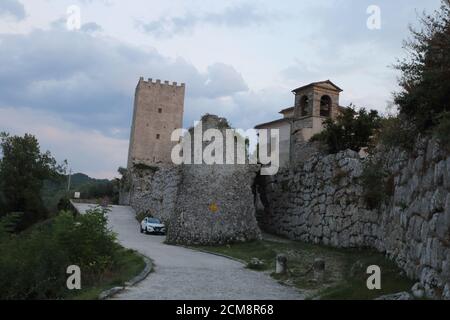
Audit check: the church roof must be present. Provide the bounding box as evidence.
[254,117,290,129]
[279,106,294,114]
[292,80,343,93]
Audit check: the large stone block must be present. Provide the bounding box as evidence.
[165,116,262,245]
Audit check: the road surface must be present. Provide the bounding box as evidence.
[73,203,304,300]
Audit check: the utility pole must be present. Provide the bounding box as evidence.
[67,168,72,192]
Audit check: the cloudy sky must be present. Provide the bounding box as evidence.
[0,0,442,178]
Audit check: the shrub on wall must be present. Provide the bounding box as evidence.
[377,116,417,152]
[360,161,388,210]
[311,106,381,154]
[433,112,450,151]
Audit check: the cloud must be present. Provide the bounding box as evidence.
[183,85,292,132]
[0,0,442,178]
[0,107,128,179]
[136,3,270,38]
[276,0,443,111]
[76,0,114,5]
[49,18,103,33]
[0,27,248,139]
[203,63,248,98]
[80,22,103,33]
[0,0,25,20]
[0,25,259,176]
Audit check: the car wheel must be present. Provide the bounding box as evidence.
[140,226,144,233]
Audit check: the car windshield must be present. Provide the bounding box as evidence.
[147,218,160,224]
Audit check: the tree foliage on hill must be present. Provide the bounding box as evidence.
[0,132,65,230]
[78,179,118,202]
[376,115,418,152]
[394,0,450,131]
[311,107,381,154]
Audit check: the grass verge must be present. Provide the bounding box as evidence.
[70,248,145,300]
[193,238,414,300]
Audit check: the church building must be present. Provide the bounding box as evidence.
[255,80,344,167]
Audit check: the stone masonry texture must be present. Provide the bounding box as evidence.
[258,138,450,299]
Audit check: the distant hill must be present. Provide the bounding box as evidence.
[41,173,118,214]
[69,173,110,188]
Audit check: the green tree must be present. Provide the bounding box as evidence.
[0,207,119,299]
[0,132,64,230]
[394,0,450,131]
[377,115,417,152]
[311,106,381,154]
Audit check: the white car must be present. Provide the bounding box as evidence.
[140,217,166,235]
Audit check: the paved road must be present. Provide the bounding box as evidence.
[73,203,304,300]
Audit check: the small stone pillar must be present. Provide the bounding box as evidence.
[313,258,325,281]
[276,254,288,274]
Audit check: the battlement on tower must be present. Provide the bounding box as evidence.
[139,76,185,88]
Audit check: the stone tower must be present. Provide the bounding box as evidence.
[292,80,342,120]
[127,77,185,168]
[291,80,342,143]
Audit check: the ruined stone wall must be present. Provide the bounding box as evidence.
[121,114,262,245]
[120,166,181,223]
[167,164,261,245]
[258,138,450,299]
[121,164,261,246]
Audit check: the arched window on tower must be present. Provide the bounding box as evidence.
[300,96,309,117]
[320,95,332,117]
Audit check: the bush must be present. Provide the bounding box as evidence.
[377,116,417,152]
[0,207,120,299]
[77,181,118,203]
[0,212,23,235]
[433,112,450,150]
[311,106,381,154]
[360,161,388,210]
[57,196,74,212]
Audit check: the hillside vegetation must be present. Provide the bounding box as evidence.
[0,133,142,300]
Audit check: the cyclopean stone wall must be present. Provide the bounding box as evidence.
[258,149,376,247]
[258,138,450,299]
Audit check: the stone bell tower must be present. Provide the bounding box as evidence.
[127,77,185,168]
[291,80,342,143]
[254,80,344,167]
